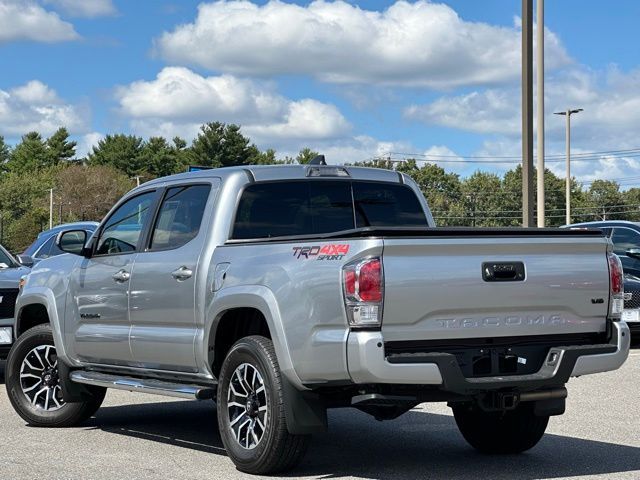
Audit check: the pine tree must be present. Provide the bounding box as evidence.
[46,127,77,165]
[87,134,145,177]
[7,132,48,173]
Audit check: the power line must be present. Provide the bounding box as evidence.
[384,147,640,160]
[432,205,640,217]
[378,149,640,165]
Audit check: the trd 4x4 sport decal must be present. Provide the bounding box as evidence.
[292,244,350,261]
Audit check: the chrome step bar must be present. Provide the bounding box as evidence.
[69,371,216,400]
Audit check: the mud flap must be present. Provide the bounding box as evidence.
[282,376,327,435]
[534,398,566,417]
[58,360,97,403]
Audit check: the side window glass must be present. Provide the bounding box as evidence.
[150,185,211,250]
[95,192,155,255]
[611,228,640,255]
[353,182,427,227]
[35,236,56,259]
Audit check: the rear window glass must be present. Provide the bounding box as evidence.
[232,180,427,239]
[233,181,353,239]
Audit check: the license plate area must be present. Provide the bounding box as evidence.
[622,309,640,323]
[384,332,609,378]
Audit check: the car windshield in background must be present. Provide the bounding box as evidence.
[232,180,427,239]
[0,248,16,268]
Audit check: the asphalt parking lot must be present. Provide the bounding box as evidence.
[0,349,638,480]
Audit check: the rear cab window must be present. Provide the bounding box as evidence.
[231,180,427,240]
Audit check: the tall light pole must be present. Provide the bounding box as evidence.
[49,188,54,229]
[522,0,534,227]
[554,108,583,225]
[536,0,545,227]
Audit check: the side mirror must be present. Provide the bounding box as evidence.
[56,230,89,256]
[16,254,34,268]
[626,248,640,260]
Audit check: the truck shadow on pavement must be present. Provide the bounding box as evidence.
[88,398,640,480]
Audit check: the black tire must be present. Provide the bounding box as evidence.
[217,335,310,474]
[6,324,106,427]
[453,402,549,454]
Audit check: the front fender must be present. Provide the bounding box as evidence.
[15,288,70,364]
[203,285,305,390]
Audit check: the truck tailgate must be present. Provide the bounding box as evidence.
[381,230,610,342]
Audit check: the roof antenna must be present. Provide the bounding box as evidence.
[308,155,326,165]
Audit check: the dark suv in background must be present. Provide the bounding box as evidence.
[567,220,640,340]
[0,244,31,358]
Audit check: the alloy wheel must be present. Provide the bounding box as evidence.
[19,344,65,411]
[227,363,268,450]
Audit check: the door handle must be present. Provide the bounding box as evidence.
[171,266,193,281]
[112,270,130,283]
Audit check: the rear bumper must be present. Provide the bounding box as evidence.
[346,321,630,394]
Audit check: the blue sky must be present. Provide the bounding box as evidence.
[2,0,640,185]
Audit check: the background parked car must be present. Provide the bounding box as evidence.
[22,222,98,266]
[0,244,31,359]
[565,220,640,341]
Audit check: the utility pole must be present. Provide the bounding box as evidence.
[522,0,534,227]
[49,188,54,229]
[554,108,583,224]
[536,0,545,227]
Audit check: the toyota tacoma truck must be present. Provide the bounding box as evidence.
[6,163,630,475]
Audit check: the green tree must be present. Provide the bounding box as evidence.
[87,134,145,177]
[501,166,571,227]
[295,148,319,164]
[138,137,183,178]
[251,148,279,165]
[397,160,464,226]
[6,132,48,173]
[172,136,191,170]
[54,165,134,222]
[586,180,623,221]
[461,171,504,227]
[0,166,57,250]
[46,127,77,165]
[0,136,11,171]
[622,188,640,222]
[188,122,262,168]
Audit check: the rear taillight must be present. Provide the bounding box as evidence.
[608,252,624,319]
[342,257,383,328]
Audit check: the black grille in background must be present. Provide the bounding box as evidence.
[625,288,640,310]
[0,288,19,319]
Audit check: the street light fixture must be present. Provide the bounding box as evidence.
[554,108,583,224]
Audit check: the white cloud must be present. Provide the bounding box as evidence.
[43,0,117,18]
[0,80,87,137]
[155,0,570,88]
[278,135,414,165]
[0,0,78,44]
[244,99,350,142]
[405,67,640,148]
[405,90,519,135]
[75,131,104,158]
[116,67,350,147]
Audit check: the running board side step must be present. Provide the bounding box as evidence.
[69,371,216,400]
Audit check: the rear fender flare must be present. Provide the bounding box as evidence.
[203,285,304,390]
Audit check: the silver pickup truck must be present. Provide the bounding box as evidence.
[5,164,630,474]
